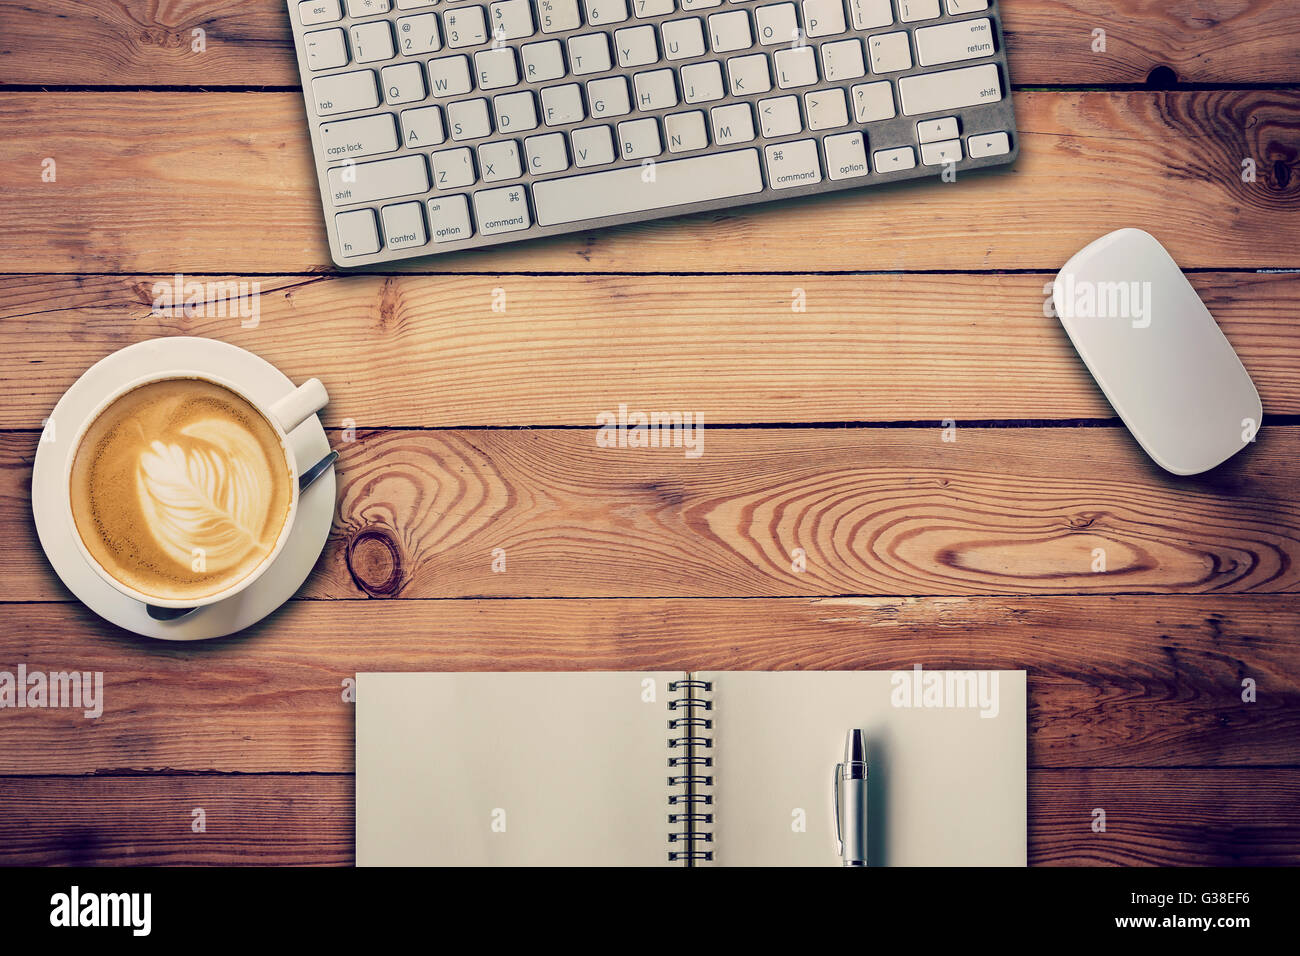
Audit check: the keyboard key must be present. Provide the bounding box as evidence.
[431,146,477,187]
[569,34,613,75]
[802,0,845,38]
[401,105,446,146]
[764,138,821,189]
[727,53,770,95]
[490,0,536,41]
[898,0,940,21]
[755,4,797,46]
[917,116,958,143]
[542,83,587,124]
[774,46,817,88]
[874,144,915,171]
[475,185,532,235]
[920,137,962,165]
[614,25,660,67]
[682,61,725,102]
[348,0,391,16]
[305,29,349,71]
[617,117,661,158]
[850,80,894,122]
[335,209,381,256]
[522,40,566,82]
[915,17,996,67]
[525,131,570,172]
[328,154,430,205]
[396,13,442,55]
[449,99,493,139]
[804,88,848,129]
[708,10,751,52]
[475,47,520,89]
[635,0,676,15]
[867,31,911,73]
[538,0,583,32]
[478,140,524,181]
[710,102,754,144]
[662,18,707,60]
[445,7,489,47]
[531,148,763,226]
[968,130,1010,158]
[588,76,632,117]
[681,0,723,8]
[634,69,678,110]
[898,62,1001,115]
[757,95,800,137]
[428,55,473,96]
[299,0,343,26]
[321,113,400,159]
[821,38,865,81]
[313,70,380,115]
[494,90,539,132]
[381,62,426,104]
[664,110,708,152]
[824,131,868,179]
[572,125,617,166]
[427,195,475,242]
[847,0,892,30]
[397,0,437,7]
[351,21,395,62]
[585,0,630,25]
[946,0,988,12]
[381,200,428,249]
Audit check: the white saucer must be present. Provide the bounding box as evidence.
[31,337,335,641]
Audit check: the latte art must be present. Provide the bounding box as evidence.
[70,378,293,602]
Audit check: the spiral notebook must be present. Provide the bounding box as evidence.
[356,671,1026,867]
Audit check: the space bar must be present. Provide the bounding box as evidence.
[531,150,764,227]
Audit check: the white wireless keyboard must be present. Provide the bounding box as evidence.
[288,0,1018,266]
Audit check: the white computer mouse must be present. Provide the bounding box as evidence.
[1052,228,1262,475]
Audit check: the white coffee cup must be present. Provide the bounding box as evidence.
[63,371,329,609]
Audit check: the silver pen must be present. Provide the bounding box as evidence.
[833,729,869,867]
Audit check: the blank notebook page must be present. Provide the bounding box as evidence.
[703,670,1026,866]
[356,672,679,866]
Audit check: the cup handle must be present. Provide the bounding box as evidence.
[267,378,328,435]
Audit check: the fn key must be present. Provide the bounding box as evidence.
[335,209,380,258]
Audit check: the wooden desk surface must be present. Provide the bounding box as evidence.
[0,0,1298,865]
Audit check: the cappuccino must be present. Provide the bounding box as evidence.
[69,378,293,602]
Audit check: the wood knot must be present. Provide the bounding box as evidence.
[345,528,404,597]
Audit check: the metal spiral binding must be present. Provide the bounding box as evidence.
[667,678,714,864]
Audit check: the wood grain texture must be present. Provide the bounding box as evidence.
[1,0,1298,87]
[1,770,1295,865]
[7,425,1298,602]
[0,91,1297,273]
[0,595,1295,774]
[2,272,1300,428]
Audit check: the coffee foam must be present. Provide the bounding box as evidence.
[69,378,293,602]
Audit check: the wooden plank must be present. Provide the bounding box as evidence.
[1,1,1297,87]
[0,770,1295,865]
[3,272,1299,429]
[0,595,1294,773]
[1,91,1297,273]
[4,426,1298,602]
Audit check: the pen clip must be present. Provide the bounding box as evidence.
[833,762,844,854]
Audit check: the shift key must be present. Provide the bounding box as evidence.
[328,155,430,205]
[898,63,1001,116]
